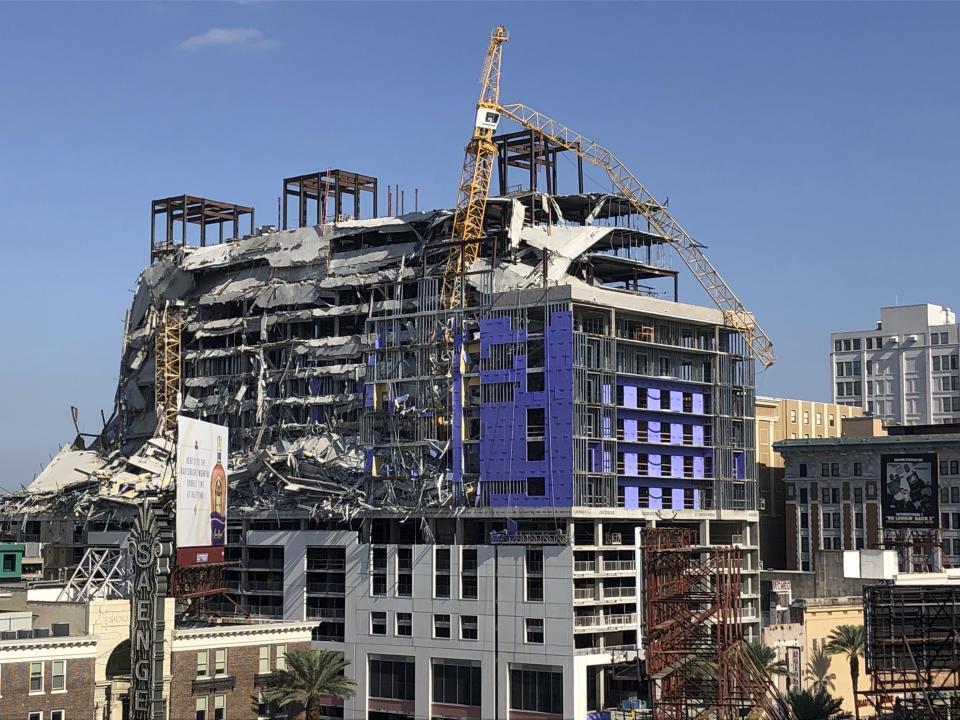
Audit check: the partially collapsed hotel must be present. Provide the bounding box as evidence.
[0,156,761,718]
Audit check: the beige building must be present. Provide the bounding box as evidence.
[756,397,862,569]
[762,596,870,717]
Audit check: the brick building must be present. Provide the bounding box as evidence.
[776,423,960,571]
[169,622,315,720]
[0,630,97,720]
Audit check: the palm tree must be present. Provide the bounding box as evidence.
[826,625,865,720]
[744,640,789,679]
[805,639,837,694]
[788,688,850,720]
[261,648,356,720]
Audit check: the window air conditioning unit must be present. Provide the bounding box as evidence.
[889,336,900,344]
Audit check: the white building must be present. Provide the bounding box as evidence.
[831,304,960,424]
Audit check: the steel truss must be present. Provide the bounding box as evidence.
[57,546,130,601]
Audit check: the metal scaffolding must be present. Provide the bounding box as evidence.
[640,528,791,720]
[154,302,183,437]
[862,584,960,719]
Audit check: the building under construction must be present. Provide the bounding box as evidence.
[0,26,771,720]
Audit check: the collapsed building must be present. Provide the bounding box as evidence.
[0,152,762,718]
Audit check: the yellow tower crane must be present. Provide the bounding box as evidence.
[440,24,775,367]
[439,25,509,311]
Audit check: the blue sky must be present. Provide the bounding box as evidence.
[1,2,958,490]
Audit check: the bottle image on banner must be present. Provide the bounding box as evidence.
[210,435,226,546]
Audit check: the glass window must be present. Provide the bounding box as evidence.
[29,714,42,720]
[196,697,207,720]
[434,614,451,639]
[799,463,807,477]
[854,487,863,504]
[800,488,808,503]
[371,546,387,596]
[371,611,388,636]
[30,661,43,692]
[952,486,960,504]
[258,646,270,674]
[526,618,545,644]
[197,650,208,677]
[51,713,64,720]
[213,694,225,720]
[461,615,479,640]
[831,463,840,477]
[526,547,544,602]
[821,463,829,477]
[434,548,451,598]
[509,666,563,715]
[854,462,862,477]
[369,657,415,701]
[396,612,412,637]
[276,645,286,671]
[832,488,841,504]
[822,488,830,504]
[396,546,413,597]
[51,659,65,691]
[214,649,226,675]
[461,548,478,600]
[433,661,481,707]
[951,461,960,476]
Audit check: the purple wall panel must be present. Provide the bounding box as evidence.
[670,423,683,444]
[625,486,639,509]
[693,425,704,446]
[693,393,704,413]
[671,455,683,477]
[672,488,684,509]
[480,311,573,508]
[623,386,637,408]
[624,418,637,441]
[624,452,637,476]
[694,456,704,479]
[670,390,683,412]
[649,454,662,477]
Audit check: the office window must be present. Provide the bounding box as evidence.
[856,512,864,529]
[434,614,451,639]
[800,512,809,529]
[434,548,451,598]
[214,649,226,675]
[954,539,960,556]
[396,612,412,637]
[258,646,270,674]
[396,546,413,597]
[276,645,286,671]
[854,462,862,477]
[854,488,863,504]
[525,618,545,644]
[433,660,482,707]
[799,463,807,478]
[822,488,830,504]
[371,611,387,636]
[51,713,64,720]
[526,547,544,601]
[510,666,563,715]
[790,410,797,423]
[197,650,208,677]
[823,513,832,529]
[28,714,42,720]
[831,463,840,477]
[371,546,387,596]
[829,414,835,427]
[30,661,43,692]
[816,412,822,425]
[369,657,416,701]
[834,340,842,352]
[461,615,479,640]
[952,461,960,476]
[213,694,225,720]
[853,338,861,350]
[51,660,65,691]
[196,698,207,720]
[952,486,960,504]
[832,488,841,504]
[941,461,949,475]
[800,488,808,503]
[821,463,829,477]
[934,356,942,371]
[803,411,809,424]
[461,547,479,599]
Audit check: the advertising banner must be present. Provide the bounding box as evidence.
[176,417,228,562]
[880,453,938,528]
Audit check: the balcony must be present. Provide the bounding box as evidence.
[601,560,635,574]
[574,613,638,631]
[603,586,636,601]
[245,579,284,593]
[574,560,597,574]
[306,581,346,595]
[307,609,346,622]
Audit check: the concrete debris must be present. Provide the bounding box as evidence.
[0,192,677,526]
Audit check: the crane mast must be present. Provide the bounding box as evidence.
[439,25,508,311]
[494,101,776,367]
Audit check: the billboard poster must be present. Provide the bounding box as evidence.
[880,453,938,528]
[176,417,228,561]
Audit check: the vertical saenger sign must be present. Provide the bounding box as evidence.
[176,417,229,564]
[129,501,173,720]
